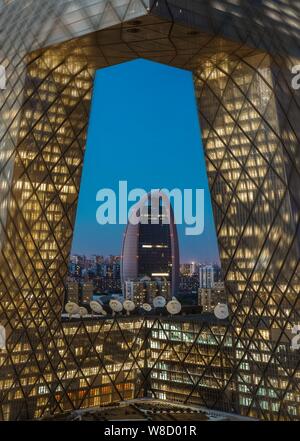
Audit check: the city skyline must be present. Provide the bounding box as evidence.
[67,250,222,308]
[69,252,220,267]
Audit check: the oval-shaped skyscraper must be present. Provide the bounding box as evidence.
[121,192,179,305]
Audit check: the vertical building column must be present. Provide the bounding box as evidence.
[193,52,300,418]
[0,47,95,420]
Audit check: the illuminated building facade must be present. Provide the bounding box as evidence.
[199,264,222,289]
[180,263,198,277]
[0,0,299,421]
[66,280,80,304]
[125,278,171,306]
[198,282,226,312]
[121,192,180,298]
[81,282,94,304]
[0,315,235,420]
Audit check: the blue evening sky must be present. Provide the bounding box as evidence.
[71,59,220,264]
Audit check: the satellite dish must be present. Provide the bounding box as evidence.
[65,302,80,316]
[109,299,123,314]
[90,300,105,314]
[123,300,135,314]
[214,303,229,320]
[0,325,6,350]
[166,299,182,315]
[79,306,88,317]
[153,296,166,308]
[142,303,152,312]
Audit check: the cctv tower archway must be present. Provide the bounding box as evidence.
[0,0,299,421]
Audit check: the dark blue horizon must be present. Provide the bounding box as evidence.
[71,59,220,264]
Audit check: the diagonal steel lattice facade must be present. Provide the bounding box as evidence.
[0,0,299,420]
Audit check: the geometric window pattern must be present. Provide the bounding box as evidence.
[0,0,299,420]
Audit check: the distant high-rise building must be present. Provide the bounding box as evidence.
[125,280,146,306]
[82,282,94,304]
[125,277,171,306]
[67,280,79,304]
[180,264,190,276]
[121,192,179,298]
[180,262,198,276]
[179,274,199,293]
[112,262,120,280]
[199,264,222,289]
[198,282,226,312]
[190,262,198,275]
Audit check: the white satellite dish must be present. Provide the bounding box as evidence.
[90,300,105,314]
[214,303,229,320]
[142,303,152,312]
[0,325,6,350]
[166,299,182,315]
[109,299,123,314]
[79,306,88,317]
[153,296,166,308]
[123,300,135,314]
[65,302,80,316]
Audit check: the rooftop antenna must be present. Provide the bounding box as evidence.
[142,303,152,313]
[214,303,229,320]
[79,306,88,318]
[65,302,80,319]
[90,300,106,316]
[109,299,123,317]
[166,298,182,315]
[123,300,135,316]
[153,296,166,309]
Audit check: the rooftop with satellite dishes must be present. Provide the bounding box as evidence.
[62,295,216,321]
[63,285,228,321]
